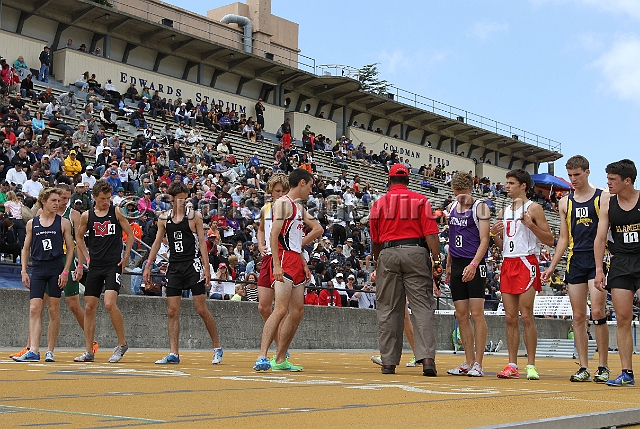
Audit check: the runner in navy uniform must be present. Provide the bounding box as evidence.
[73,180,134,363]
[594,159,640,387]
[144,182,223,365]
[541,155,610,383]
[13,188,74,362]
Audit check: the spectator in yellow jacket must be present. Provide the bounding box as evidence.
[63,150,82,177]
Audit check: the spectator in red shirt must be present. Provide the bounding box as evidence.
[319,275,342,307]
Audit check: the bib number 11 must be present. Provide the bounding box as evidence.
[623,232,639,244]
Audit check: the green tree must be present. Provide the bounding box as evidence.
[357,63,389,95]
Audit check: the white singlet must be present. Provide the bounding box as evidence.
[278,196,303,253]
[263,202,273,256]
[502,200,540,257]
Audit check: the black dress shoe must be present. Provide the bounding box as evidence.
[422,358,437,376]
[381,365,396,374]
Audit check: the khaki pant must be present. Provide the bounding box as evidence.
[376,245,435,365]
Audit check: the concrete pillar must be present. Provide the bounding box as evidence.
[534,163,540,174]
[451,137,457,154]
[197,63,204,85]
[547,162,554,176]
[495,151,499,166]
[400,123,406,140]
[102,34,111,59]
[342,105,349,138]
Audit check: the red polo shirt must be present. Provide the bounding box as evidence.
[369,184,438,244]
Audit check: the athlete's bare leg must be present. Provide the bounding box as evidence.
[166,295,181,355]
[501,292,521,365]
[518,287,537,366]
[274,284,304,363]
[65,295,85,330]
[83,296,99,353]
[27,298,45,353]
[193,294,220,348]
[257,286,280,349]
[257,279,293,359]
[470,297,487,367]
[454,299,476,366]
[103,290,126,346]
[403,304,416,354]
[588,280,609,368]
[611,288,634,370]
[46,297,61,352]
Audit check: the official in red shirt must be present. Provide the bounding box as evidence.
[369,163,442,376]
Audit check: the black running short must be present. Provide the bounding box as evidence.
[449,257,487,302]
[30,259,65,299]
[565,250,597,285]
[84,265,122,297]
[607,254,640,292]
[165,259,206,296]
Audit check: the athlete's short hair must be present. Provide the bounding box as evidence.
[167,181,189,196]
[451,172,474,191]
[38,187,61,205]
[92,179,113,197]
[606,159,637,184]
[565,155,589,171]
[288,168,313,188]
[506,169,534,196]
[266,173,289,194]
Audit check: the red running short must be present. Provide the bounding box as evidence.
[257,254,273,288]
[499,255,542,295]
[270,249,306,287]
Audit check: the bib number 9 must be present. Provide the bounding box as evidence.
[509,241,515,253]
[530,265,537,278]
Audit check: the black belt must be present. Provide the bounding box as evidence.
[382,238,426,249]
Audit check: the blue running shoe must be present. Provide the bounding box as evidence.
[212,348,223,364]
[253,357,271,371]
[155,353,180,364]
[12,350,40,362]
[606,372,635,387]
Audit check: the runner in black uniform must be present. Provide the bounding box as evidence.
[13,188,74,362]
[595,159,639,387]
[73,180,134,363]
[144,182,223,365]
[541,155,610,383]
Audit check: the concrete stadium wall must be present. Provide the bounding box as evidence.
[285,111,337,142]
[348,127,477,174]
[0,30,50,76]
[476,163,511,184]
[0,289,573,352]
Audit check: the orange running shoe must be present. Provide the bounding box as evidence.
[497,365,519,379]
[10,347,29,358]
[92,341,99,355]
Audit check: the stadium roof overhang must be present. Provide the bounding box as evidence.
[7,0,562,165]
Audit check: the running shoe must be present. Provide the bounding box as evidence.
[447,362,471,376]
[485,341,493,353]
[270,357,303,372]
[108,343,128,363]
[497,364,519,379]
[606,372,635,387]
[406,356,417,367]
[467,362,484,377]
[526,364,539,380]
[12,350,40,362]
[45,351,55,362]
[594,366,610,383]
[155,353,180,364]
[92,341,99,355]
[10,347,29,358]
[253,357,271,371]
[211,348,223,364]
[74,352,94,362]
[493,340,504,353]
[570,367,591,382]
[371,355,382,366]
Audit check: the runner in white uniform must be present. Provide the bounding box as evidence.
[491,169,553,380]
